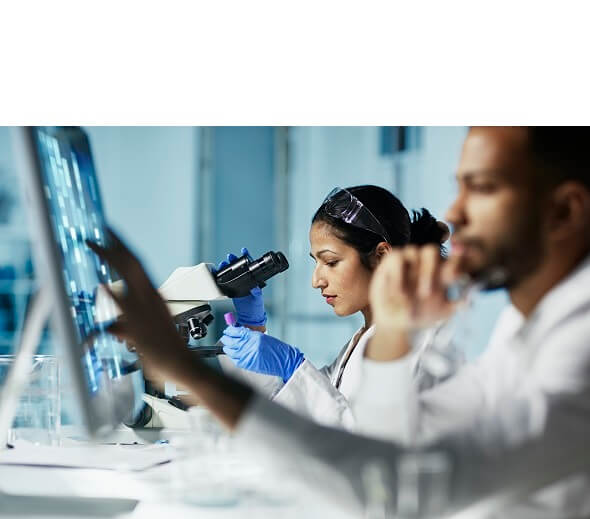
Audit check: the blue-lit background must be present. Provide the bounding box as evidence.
[0,127,507,366]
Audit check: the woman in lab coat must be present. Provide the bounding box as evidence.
[218,185,449,434]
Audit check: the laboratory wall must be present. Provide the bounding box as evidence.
[0,127,33,354]
[0,126,507,364]
[280,127,507,365]
[85,127,198,286]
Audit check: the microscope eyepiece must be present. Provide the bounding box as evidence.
[249,251,289,285]
[214,250,289,298]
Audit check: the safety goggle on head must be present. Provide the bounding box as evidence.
[320,187,392,244]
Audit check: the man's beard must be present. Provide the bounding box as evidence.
[459,211,545,291]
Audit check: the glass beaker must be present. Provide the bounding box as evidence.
[396,450,452,518]
[0,354,61,446]
[166,406,241,507]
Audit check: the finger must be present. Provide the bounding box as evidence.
[220,335,237,348]
[241,247,249,257]
[222,344,241,358]
[220,334,243,351]
[106,320,131,339]
[249,286,263,297]
[106,327,135,347]
[369,260,389,299]
[106,227,134,257]
[104,229,151,286]
[417,245,442,299]
[106,320,128,334]
[105,228,139,266]
[227,253,238,263]
[215,260,229,272]
[222,325,249,339]
[86,237,138,284]
[381,250,405,294]
[402,246,420,296]
[86,241,125,288]
[369,252,404,312]
[86,239,110,262]
[101,280,126,307]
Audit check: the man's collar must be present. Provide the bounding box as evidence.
[512,252,590,344]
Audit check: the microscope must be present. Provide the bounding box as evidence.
[129,250,289,428]
[161,250,288,351]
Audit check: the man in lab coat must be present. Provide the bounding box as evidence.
[93,126,590,518]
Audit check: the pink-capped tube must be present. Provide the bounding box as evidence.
[224,312,237,326]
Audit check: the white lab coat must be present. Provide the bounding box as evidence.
[221,324,450,440]
[272,326,374,429]
[219,326,374,429]
[234,254,590,518]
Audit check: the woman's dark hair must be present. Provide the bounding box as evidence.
[312,185,447,269]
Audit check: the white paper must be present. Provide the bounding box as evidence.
[0,441,173,471]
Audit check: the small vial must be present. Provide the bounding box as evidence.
[224,312,237,326]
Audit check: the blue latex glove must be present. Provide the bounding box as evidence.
[220,325,304,382]
[214,247,267,327]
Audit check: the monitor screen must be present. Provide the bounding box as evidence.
[15,127,144,436]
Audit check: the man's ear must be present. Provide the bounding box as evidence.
[547,181,590,242]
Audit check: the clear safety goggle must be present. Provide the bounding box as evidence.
[320,187,392,244]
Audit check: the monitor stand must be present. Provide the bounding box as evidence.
[0,287,51,451]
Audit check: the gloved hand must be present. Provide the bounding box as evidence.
[220,325,304,383]
[214,247,267,327]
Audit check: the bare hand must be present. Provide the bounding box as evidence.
[87,230,253,430]
[370,245,461,331]
[367,245,461,360]
[86,230,193,382]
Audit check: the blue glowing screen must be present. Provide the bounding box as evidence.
[32,127,140,395]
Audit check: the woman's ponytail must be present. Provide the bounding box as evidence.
[313,186,448,268]
[409,209,449,247]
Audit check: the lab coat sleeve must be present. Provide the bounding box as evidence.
[351,326,470,443]
[271,346,355,429]
[350,354,417,442]
[353,355,488,444]
[217,353,284,398]
[218,331,355,428]
[272,327,458,437]
[235,393,402,516]
[235,352,590,517]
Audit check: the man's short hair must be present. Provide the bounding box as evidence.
[527,127,590,190]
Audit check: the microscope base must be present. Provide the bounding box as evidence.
[140,394,192,430]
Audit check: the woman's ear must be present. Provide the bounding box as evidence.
[372,242,392,267]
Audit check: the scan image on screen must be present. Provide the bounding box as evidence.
[31,127,141,403]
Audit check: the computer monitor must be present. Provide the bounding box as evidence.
[12,127,144,438]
